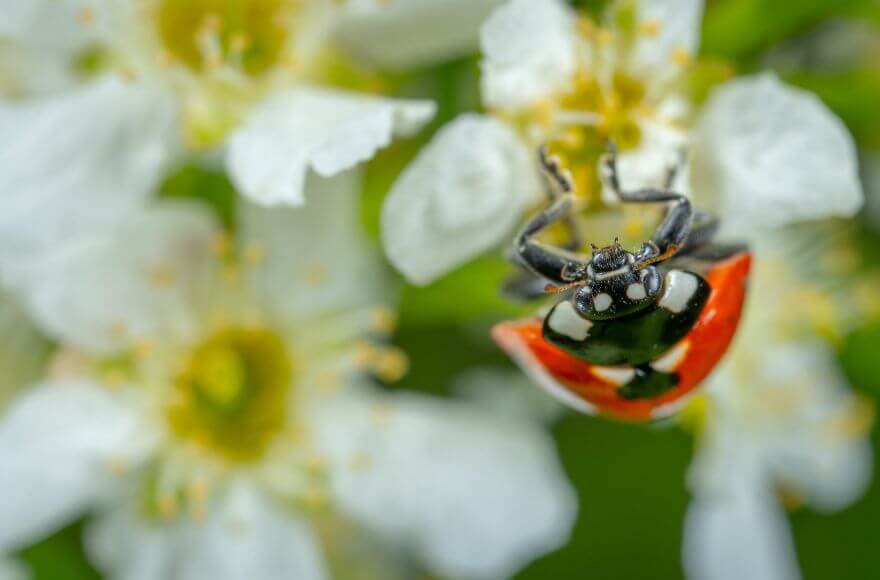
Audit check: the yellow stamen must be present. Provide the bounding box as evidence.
[639,19,662,37]
[672,46,693,66]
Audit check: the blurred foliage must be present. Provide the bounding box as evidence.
[159,163,239,230]
[840,322,880,396]
[701,0,872,62]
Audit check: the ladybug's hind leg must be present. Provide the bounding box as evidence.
[678,210,720,254]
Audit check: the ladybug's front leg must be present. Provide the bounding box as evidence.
[513,195,590,285]
[600,145,694,267]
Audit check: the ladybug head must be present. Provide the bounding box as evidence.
[573,241,663,321]
[589,239,627,273]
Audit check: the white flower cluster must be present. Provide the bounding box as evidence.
[0,0,872,579]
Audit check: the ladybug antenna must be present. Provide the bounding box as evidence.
[544,280,588,294]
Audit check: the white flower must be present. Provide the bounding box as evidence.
[682,240,873,580]
[335,0,507,70]
[0,0,511,273]
[0,556,27,580]
[382,114,540,285]
[0,174,576,579]
[382,0,863,284]
[0,290,49,410]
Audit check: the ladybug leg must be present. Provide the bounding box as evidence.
[538,145,583,251]
[601,143,694,267]
[679,210,720,254]
[513,195,590,284]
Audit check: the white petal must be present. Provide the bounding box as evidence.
[755,345,873,512]
[0,77,177,277]
[0,0,102,54]
[241,170,389,319]
[691,73,863,235]
[600,119,689,204]
[179,485,326,580]
[336,0,505,70]
[314,391,577,580]
[381,114,539,285]
[15,203,216,354]
[480,0,576,110]
[451,367,565,424]
[0,290,49,409]
[85,506,182,580]
[684,483,801,580]
[630,0,704,75]
[0,557,27,580]
[228,88,435,206]
[0,381,144,552]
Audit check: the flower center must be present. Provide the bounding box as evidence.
[156,0,295,76]
[166,326,292,462]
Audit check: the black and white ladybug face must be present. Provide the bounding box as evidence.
[573,248,663,321]
[544,267,713,367]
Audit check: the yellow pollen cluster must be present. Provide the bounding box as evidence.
[354,341,409,383]
[166,326,292,462]
[155,0,296,76]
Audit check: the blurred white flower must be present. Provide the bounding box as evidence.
[0,0,519,274]
[0,173,576,580]
[0,291,49,410]
[682,240,873,580]
[0,557,27,580]
[382,0,863,284]
[336,0,506,70]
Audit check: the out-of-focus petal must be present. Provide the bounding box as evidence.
[336,0,504,70]
[381,114,539,285]
[0,290,49,409]
[0,0,104,54]
[178,485,327,580]
[691,73,863,236]
[751,345,873,512]
[15,204,216,355]
[241,170,389,320]
[683,482,800,580]
[0,77,177,277]
[228,88,434,206]
[85,506,182,580]
[629,0,704,76]
[451,367,565,424]
[0,556,28,580]
[314,390,576,580]
[0,381,146,552]
[480,0,576,110]
[601,120,688,204]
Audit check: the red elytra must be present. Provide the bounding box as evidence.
[493,252,752,422]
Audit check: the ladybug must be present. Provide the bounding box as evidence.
[493,145,751,422]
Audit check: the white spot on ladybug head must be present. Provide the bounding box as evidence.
[659,270,699,313]
[626,283,647,300]
[547,301,593,341]
[594,293,613,312]
[591,365,636,386]
[650,340,690,373]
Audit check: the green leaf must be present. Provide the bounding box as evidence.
[397,255,533,326]
[18,520,100,580]
[702,0,871,61]
[785,69,880,148]
[159,164,238,230]
[839,320,880,396]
